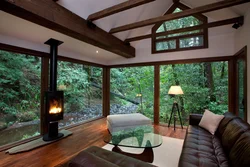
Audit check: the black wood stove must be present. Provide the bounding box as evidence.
[43,38,64,141]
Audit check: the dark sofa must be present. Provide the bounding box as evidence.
[179,112,250,167]
[56,146,155,167]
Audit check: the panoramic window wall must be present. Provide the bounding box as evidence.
[152,3,208,53]
[160,61,229,125]
[57,61,103,128]
[0,50,41,147]
[110,67,154,120]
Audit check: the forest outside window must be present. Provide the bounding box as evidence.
[152,3,208,53]
[0,50,41,147]
[57,61,103,128]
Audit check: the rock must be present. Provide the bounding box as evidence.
[0,121,7,131]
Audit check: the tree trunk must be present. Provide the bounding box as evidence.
[138,83,143,113]
[204,62,216,102]
[221,61,225,79]
[171,65,184,111]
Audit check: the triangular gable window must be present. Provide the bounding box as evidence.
[152,3,208,53]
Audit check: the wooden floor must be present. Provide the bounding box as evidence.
[0,118,186,167]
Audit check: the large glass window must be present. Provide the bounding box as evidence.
[110,67,154,120]
[152,3,208,53]
[160,62,228,125]
[0,50,41,147]
[57,61,102,128]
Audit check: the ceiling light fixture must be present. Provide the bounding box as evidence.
[96,50,99,54]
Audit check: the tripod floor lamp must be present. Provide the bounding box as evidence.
[167,86,184,131]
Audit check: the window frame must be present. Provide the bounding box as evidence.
[0,43,105,151]
[152,2,208,54]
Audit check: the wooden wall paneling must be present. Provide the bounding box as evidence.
[103,67,110,117]
[234,46,248,120]
[40,56,49,135]
[154,65,160,124]
[228,58,236,114]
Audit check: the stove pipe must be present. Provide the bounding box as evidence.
[44,38,63,91]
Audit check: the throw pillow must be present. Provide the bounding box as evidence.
[199,109,224,135]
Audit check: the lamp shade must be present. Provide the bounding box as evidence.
[168,86,184,95]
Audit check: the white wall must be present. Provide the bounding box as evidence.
[109,30,236,65]
[234,10,250,123]
[0,34,107,65]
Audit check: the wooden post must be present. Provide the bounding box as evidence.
[103,67,110,117]
[154,65,160,124]
[40,56,49,135]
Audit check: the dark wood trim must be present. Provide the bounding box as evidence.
[88,0,155,21]
[40,57,49,135]
[60,116,105,131]
[102,67,110,117]
[110,0,249,33]
[155,32,204,42]
[154,65,160,124]
[0,43,47,57]
[234,46,247,121]
[0,43,105,67]
[228,59,236,114]
[126,16,243,42]
[151,2,208,54]
[152,44,208,54]
[1,0,135,58]
[109,56,234,68]
[58,56,106,68]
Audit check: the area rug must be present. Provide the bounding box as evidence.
[103,136,184,167]
[6,129,72,155]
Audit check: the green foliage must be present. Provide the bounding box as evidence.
[111,62,228,125]
[156,8,204,51]
[17,111,38,122]
[111,66,154,116]
[57,61,103,113]
[0,51,41,123]
[21,131,40,140]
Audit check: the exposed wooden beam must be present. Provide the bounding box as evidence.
[110,0,250,33]
[88,0,155,21]
[0,0,135,58]
[125,16,244,42]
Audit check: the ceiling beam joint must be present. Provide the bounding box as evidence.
[110,0,250,34]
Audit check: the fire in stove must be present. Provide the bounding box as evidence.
[49,99,62,114]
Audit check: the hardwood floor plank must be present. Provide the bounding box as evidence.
[0,118,186,167]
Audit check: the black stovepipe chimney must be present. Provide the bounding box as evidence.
[45,38,63,90]
[43,38,64,142]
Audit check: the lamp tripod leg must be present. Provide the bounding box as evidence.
[176,103,183,129]
[168,103,175,127]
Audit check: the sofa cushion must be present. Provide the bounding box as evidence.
[107,113,151,133]
[57,146,155,167]
[67,151,119,167]
[199,110,224,135]
[179,126,228,167]
[216,112,236,138]
[229,131,250,167]
[221,117,250,154]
